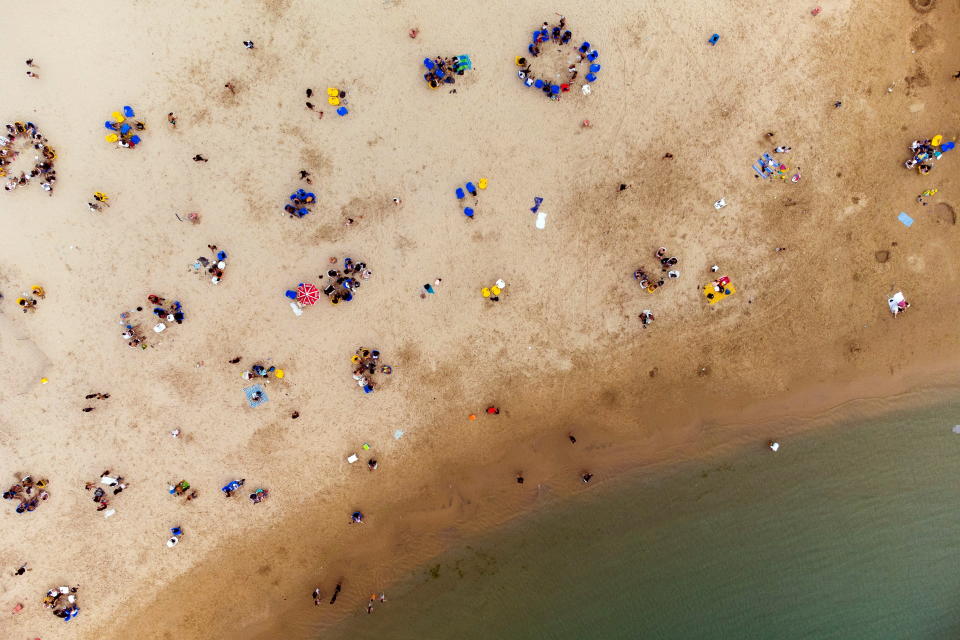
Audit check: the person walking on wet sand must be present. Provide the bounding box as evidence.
[167,112,177,128]
[330,582,342,605]
[193,154,208,162]
[312,587,322,606]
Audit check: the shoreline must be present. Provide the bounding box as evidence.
[103,356,960,640]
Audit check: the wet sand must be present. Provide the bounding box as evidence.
[0,0,958,639]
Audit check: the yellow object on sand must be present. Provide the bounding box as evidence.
[105,134,119,143]
[351,355,361,363]
[481,287,491,298]
[111,111,125,123]
[40,377,48,384]
[932,135,943,146]
[328,97,340,106]
[478,178,488,190]
[491,286,502,296]
[93,192,108,201]
[327,87,339,97]
[31,286,45,297]
[703,282,736,305]
[274,369,284,379]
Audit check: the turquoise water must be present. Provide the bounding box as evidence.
[331,396,960,639]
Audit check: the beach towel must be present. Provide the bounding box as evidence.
[888,291,905,314]
[752,153,776,179]
[897,212,914,227]
[243,384,269,407]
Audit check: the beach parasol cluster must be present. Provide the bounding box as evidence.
[103,105,143,148]
[903,134,954,174]
[454,178,488,218]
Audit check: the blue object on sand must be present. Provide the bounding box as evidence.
[456,55,472,70]
[752,153,775,179]
[130,135,141,144]
[285,289,297,299]
[120,124,131,134]
[244,384,269,407]
[466,181,476,193]
[530,196,543,213]
[217,251,226,261]
[435,68,446,79]
[423,57,435,70]
[455,187,465,200]
[586,73,597,82]
[534,79,544,89]
[296,207,310,217]
[104,121,116,130]
[942,141,955,152]
[551,84,560,94]
[464,207,474,217]
[587,51,599,61]
[708,33,720,45]
[123,106,135,117]
[898,212,914,227]
[363,385,374,393]
[336,107,348,116]
[590,63,601,72]
[343,291,354,302]
[579,42,591,52]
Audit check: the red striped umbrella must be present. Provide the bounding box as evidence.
[296,282,321,306]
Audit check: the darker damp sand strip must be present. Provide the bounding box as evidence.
[93,357,960,640]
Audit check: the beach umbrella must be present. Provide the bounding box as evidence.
[123,106,135,118]
[111,111,125,123]
[130,135,141,145]
[328,96,340,106]
[336,107,348,116]
[942,141,955,152]
[296,282,321,305]
[932,135,943,146]
[105,133,119,143]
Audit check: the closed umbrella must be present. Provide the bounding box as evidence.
[296,282,321,305]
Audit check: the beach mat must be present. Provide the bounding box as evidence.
[752,153,775,179]
[243,384,269,407]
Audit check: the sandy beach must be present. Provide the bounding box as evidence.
[1,0,959,638]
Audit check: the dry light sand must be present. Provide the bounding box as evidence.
[1,0,959,638]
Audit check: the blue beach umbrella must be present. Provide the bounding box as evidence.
[123,105,135,117]
[423,57,435,70]
[336,107,348,116]
[129,135,141,144]
[455,187,465,200]
[550,84,560,94]
[464,207,474,217]
[587,51,599,61]
[586,73,597,82]
[534,79,544,89]
[590,64,601,72]
[120,123,131,134]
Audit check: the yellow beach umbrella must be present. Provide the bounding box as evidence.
[491,286,502,296]
[327,87,339,97]
[328,96,340,106]
[111,111,125,123]
[932,134,943,146]
[481,287,491,298]
[105,133,119,143]
[478,178,488,190]
[274,369,284,379]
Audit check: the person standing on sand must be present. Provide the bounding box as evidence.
[312,587,322,606]
[193,154,208,162]
[243,40,255,49]
[167,112,177,127]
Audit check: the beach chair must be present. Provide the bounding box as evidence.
[423,58,435,70]
[752,153,775,179]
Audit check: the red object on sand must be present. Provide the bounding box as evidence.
[811,7,821,15]
[12,603,23,613]
[296,282,320,306]
[582,119,591,127]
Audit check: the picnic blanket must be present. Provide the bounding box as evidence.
[243,384,269,407]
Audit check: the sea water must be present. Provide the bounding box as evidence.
[328,395,960,639]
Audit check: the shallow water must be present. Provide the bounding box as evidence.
[328,394,960,639]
